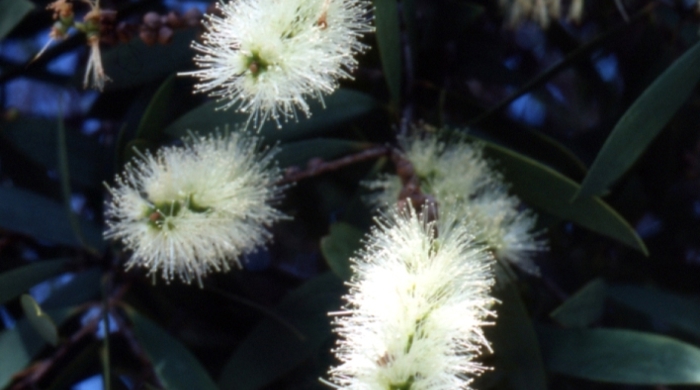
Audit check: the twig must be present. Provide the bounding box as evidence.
[279,146,390,184]
[466,2,657,127]
[10,309,102,389]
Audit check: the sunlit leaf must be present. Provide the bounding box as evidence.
[164,89,381,142]
[474,137,648,255]
[373,0,402,108]
[276,139,369,168]
[576,41,700,198]
[550,278,607,328]
[0,187,104,250]
[609,285,700,340]
[20,294,59,347]
[0,258,70,305]
[218,273,345,390]
[0,0,34,40]
[128,310,218,390]
[539,326,700,384]
[320,222,365,280]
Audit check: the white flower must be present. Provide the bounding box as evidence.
[182,0,374,129]
[364,134,546,274]
[327,206,497,390]
[81,0,110,91]
[104,131,286,285]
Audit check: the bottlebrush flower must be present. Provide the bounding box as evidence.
[327,206,497,389]
[104,131,286,286]
[181,0,374,129]
[364,134,546,274]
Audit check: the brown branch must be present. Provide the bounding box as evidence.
[278,146,390,184]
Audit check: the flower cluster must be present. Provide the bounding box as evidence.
[499,0,584,28]
[365,133,546,275]
[327,206,497,389]
[183,0,374,129]
[104,131,286,286]
[37,0,110,90]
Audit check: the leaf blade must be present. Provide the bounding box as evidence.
[218,273,345,390]
[373,0,402,107]
[476,138,648,255]
[550,278,607,328]
[128,311,219,390]
[0,187,104,250]
[320,222,365,280]
[0,0,34,40]
[577,41,700,198]
[539,326,700,384]
[0,258,71,305]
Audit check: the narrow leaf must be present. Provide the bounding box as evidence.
[550,278,607,328]
[276,139,369,168]
[218,273,345,390]
[164,89,381,142]
[0,258,71,305]
[20,294,59,347]
[57,115,96,254]
[1,116,103,187]
[128,311,218,390]
[476,138,648,255]
[577,41,700,198]
[0,0,34,40]
[136,74,176,142]
[0,187,104,250]
[609,285,700,340]
[0,308,73,388]
[320,222,365,280]
[480,265,547,390]
[373,0,402,107]
[539,326,700,384]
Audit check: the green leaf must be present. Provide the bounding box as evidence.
[0,0,34,40]
[1,116,104,187]
[373,0,402,107]
[608,285,700,340]
[136,74,176,142]
[481,266,547,390]
[320,222,365,280]
[164,89,381,142]
[576,41,700,198]
[101,29,196,90]
[57,115,98,255]
[276,139,369,168]
[0,307,73,388]
[42,268,102,310]
[475,138,648,255]
[0,258,70,305]
[539,326,700,384]
[218,273,345,390]
[20,294,59,347]
[0,187,104,250]
[550,278,607,328]
[128,311,218,390]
